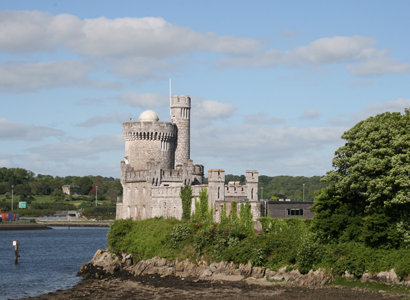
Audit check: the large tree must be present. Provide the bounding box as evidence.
[312,110,410,247]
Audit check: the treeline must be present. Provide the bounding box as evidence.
[223,174,328,201]
[0,167,123,203]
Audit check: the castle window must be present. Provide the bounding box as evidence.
[251,188,254,200]
[218,187,220,198]
[287,209,304,216]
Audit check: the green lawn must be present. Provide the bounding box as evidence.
[33,195,52,202]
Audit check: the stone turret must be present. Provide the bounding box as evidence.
[208,169,225,206]
[246,170,259,201]
[123,111,176,170]
[171,95,190,167]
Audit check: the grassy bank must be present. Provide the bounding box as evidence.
[107,217,410,280]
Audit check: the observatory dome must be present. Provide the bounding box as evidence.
[139,110,159,122]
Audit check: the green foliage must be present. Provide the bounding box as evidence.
[50,189,65,202]
[296,233,323,274]
[312,110,410,248]
[171,224,191,247]
[107,218,182,261]
[270,196,279,201]
[238,202,253,233]
[180,185,192,221]
[229,201,238,221]
[220,203,228,225]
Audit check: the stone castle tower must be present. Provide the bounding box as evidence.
[116,95,261,222]
[171,95,190,167]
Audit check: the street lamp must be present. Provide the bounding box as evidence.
[303,184,305,201]
[95,186,98,207]
[11,185,14,211]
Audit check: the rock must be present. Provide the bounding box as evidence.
[360,273,378,283]
[361,269,399,286]
[239,262,252,276]
[200,269,213,277]
[251,267,265,278]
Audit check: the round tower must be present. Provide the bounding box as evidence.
[123,110,176,170]
[171,95,191,167]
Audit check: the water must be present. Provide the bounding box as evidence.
[0,227,109,300]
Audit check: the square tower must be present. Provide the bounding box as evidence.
[246,170,259,201]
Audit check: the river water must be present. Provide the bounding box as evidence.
[0,227,109,300]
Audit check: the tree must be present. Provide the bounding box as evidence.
[107,182,119,203]
[270,196,279,201]
[50,189,65,202]
[93,176,105,192]
[14,184,35,204]
[312,110,410,247]
[78,177,93,195]
[180,185,193,221]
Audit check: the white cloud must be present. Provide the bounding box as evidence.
[0,11,261,58]
[298,109,320,120]
[0,60,121,93]
[116,92,169,108]
[327,98,410,126]
[27,135,123,161]
[77,111,132,127]
[219,36,382,68]
[191,123,346,176]
[0,118,64,141]
[243,112,286,125]
[347,57,410,76]
[193,100,237,120]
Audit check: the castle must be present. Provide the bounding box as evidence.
[116,95,264,222]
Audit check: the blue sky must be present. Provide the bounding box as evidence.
[1,0,410,178]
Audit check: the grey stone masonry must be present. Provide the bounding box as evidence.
[123,121,176,170]
[171,95,190,167]
[116,94,267,226]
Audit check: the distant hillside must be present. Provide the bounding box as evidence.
[205,174,328,201]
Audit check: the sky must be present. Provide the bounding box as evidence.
[1,0,410,178]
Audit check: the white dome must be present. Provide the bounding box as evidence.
[139,110,159,122]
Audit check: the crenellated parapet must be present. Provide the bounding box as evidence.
[123,122,176,142]
[125,168,149,183]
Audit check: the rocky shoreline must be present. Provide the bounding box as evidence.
[78,250,406,287]
[18,250,410,300]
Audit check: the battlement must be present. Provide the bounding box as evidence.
[123,122,176,142]
[170,95,191,108]
[208,169,225,182]
[226,183,248,195]
[246,170,259,183]
[125,168,148,183]
[161,169,183,181]
[151,184,207,198]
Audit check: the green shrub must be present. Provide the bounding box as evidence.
[171,224,191,247]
